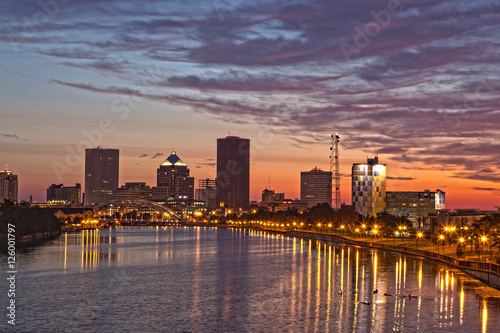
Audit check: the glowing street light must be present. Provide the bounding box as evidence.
[439,234,445,253]
[416,232,423,251]
[479,236,488,261]
[372,229,378,243]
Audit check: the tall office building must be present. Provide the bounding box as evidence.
[0,167,18,203]
[216,136,250,210]
[195,178,217,211]
[352,156,386,216]
[84,147,119,206]
[46,183,81,205]
[156,151,194,200]
[300,167,332,208]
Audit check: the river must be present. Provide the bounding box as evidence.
[2,226,500,332]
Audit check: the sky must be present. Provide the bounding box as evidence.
[1,0,500,209]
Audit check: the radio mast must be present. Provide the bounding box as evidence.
[330,134,341,208]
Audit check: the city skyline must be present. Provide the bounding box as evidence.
[2,138,500,210]
[1,1,500,209]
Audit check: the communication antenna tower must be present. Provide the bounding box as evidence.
[330,133,341,209]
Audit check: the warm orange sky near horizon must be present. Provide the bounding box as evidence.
[4,109,499,211]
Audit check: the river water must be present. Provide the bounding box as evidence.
[2,226,500,332]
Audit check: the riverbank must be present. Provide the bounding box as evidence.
[0,229,61,253]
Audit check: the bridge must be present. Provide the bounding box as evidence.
[93,199,183,222]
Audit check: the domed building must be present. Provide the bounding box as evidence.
[155,151,194,200]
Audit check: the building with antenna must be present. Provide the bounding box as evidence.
[352,156,386,216]
[0,167,18,203]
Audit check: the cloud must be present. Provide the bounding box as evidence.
[387,177,415,181]
[151,153,164,159]
[473,187,497,191]
[1,134,28,141]
[138,153,148,158]
[3,0,497,189]
[472,187,500,195]
[62,60,129,74]
[160,70,341,93]
[197,162,216,167]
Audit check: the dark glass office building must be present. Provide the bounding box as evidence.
[216,136,250,210]
[84,147,119,206]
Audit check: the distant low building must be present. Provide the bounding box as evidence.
[47,183,81,206]
[386,189,445,229]
[112,182,152,201]
[195,178,217,211]
[154,198,206,218]
[262,189,284,202]
[259,199,308,213]
[424,208,498,233]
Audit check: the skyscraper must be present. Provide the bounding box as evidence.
[216,136,250,210]
[300,167,332,208]
[84,147,119,206]
[0,167,18,203]
[156,151,194,200]
[352,156,386,216]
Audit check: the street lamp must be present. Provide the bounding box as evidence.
[479,236,487,261]
[459,237,465,256]
[439,234,445,253]
[355,228,360,240]
[340,225,345,236]
[416,232,423,251]
[372,229,378,243]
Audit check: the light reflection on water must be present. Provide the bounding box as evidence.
[3,227,500,332]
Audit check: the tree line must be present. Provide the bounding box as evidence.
[211,203,414,237]
[0,200,60,239]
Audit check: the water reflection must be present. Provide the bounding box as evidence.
[12,227,500,332]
